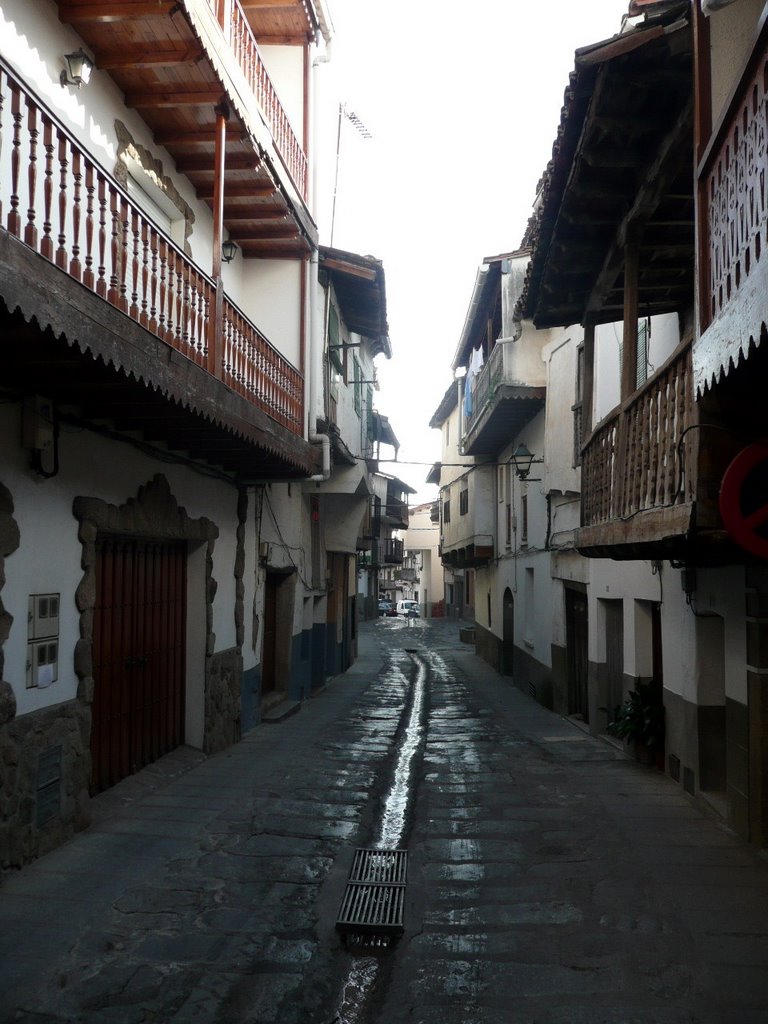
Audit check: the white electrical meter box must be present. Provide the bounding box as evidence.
[27,594,60,689]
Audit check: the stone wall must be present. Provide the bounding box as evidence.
[0,699,90,869]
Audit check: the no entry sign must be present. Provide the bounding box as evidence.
[720,443,768,559]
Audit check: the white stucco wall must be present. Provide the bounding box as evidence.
[261,44,305,141]
[593,313,682,425]
[543,327,584,494]
[1,403,245,720]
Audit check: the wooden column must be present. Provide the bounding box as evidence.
[209,104,228,378]
[620,234,640,402]
[693,1,712,335]
[582,321,596,438]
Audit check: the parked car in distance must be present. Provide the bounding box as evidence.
[396,600,421,617]
[378,599,394,616]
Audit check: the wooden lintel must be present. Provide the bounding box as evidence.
[127,90,223,109]
[59,2,175,22]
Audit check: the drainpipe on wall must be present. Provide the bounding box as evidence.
[306,40,333,482]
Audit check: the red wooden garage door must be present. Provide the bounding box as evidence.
[91,538,186,793]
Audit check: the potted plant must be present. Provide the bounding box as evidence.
[606,681,665,767]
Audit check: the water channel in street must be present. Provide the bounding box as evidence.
[331,642,428,1024]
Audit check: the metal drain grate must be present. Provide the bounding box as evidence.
[336,848,407,939]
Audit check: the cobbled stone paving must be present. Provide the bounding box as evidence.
[2,618,768,1024]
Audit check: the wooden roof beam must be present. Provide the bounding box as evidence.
[126,89,224,109]
[197,182,272,200]
[97,47,202,69]
[583,97,693,321]
[224,208,288,222]
[176,153,258,173]
[233,226,302,241]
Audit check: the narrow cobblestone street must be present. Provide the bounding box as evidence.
[2,618,768,1023]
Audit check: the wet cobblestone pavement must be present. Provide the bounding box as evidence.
[2,617,768,1023]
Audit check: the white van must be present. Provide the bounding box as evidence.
[396,600,420,618]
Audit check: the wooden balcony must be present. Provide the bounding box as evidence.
[56,0,317,255]
[0,61,313,478]
[578,343,696,559]
[695,19,768,395]
[382,538,404,565]
[206,0,308,199]
[462,341,545,456]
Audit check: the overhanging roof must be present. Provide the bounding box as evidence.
[428,381,459,429]
[519,4,694,329]
[320,246,391,358]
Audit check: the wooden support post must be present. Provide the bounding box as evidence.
[621,235,640,403]
[582,321,595,439]
[210,104,228,379]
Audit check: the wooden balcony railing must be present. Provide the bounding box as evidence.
[208,0,308,200]
[699,20,768,330]
[0,61,302,436]
[464,341,505,435]
[581,343,694,528]
[382,538,404,564]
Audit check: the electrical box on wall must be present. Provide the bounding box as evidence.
[26,594,60,689]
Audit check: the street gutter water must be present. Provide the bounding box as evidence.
[331,646,428,1024]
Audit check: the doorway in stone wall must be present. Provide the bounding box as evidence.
[502,588,515,676]
[91,537,186,793]
[565,584,589,722]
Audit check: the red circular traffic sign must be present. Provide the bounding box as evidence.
[720,442,768,559]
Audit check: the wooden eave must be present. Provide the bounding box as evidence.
[462,387,546,457]
[0,231,316,480]
[521,14,694,330]
[319,246,390,357]
[56,0,315,258]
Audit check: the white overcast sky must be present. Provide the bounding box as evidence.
[315,0,627,502]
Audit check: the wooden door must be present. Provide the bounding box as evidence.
[502,588,515,676]
[605,600,624,722]
[565,587,589,721]
[91,538,186,793]
[262,572,278,695]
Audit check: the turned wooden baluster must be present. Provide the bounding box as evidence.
[174,256,184,347]
[138,221,149,326]
[106,189,120,305]
[118,194,129,311]
[8,80,22,236]
[96,175,107,297]
[129,206,140,321]
[55,129,69,269]
[165,245,176,342]
[69,149,82,279]
[40,117,54,261]
[148,228,158,333]
[24,98,38,249]
[83,160,95,290]
[157,237,168,337]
